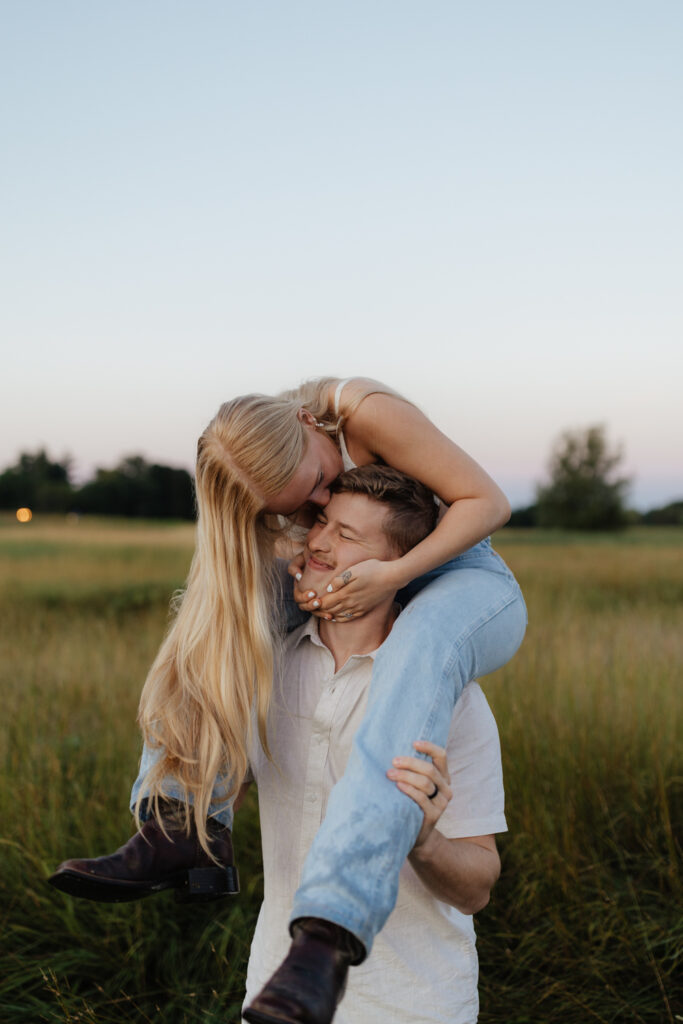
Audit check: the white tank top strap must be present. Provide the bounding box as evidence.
[333,378,357,471]
[338,433,356,472]
[333,377,353,417]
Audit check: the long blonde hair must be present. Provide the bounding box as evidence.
[135,376,401,852]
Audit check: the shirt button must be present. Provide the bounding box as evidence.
[307,792,317,803]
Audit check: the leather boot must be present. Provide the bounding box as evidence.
[243,917,365,1024]
[48,803,239,903]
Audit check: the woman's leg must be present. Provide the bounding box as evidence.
[129,746,234,825]
[289,542,527,954]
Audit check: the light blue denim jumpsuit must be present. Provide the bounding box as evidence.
[131,399,527,955]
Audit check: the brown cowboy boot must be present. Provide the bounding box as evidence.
[243,917,365,1024]
[48,803,239,903]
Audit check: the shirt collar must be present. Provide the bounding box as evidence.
[292,615,379,661]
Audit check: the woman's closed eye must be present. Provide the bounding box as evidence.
[310,470,324,494]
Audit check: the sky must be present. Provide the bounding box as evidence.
[2,1,681,510]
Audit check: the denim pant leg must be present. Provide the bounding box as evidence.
[128,559,306,826]
[129,744,236,826]
[289,544,527,954]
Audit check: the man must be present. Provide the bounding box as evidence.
[242,465,507,1024]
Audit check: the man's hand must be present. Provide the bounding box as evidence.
[387,740,499,913]
[386,740,453,850]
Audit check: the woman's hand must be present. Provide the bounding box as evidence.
[288,554,326,615]
[386,741,453,850]
[288,558,400,620]
[288,551,306,583]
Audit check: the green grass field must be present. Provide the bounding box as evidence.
[1,515,681,1023]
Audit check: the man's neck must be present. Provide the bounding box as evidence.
[318,598,398,673]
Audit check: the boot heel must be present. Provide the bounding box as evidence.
[175,865,240,903]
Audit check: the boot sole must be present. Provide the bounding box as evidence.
[243,1010,293,1024]
[48,864,239,904]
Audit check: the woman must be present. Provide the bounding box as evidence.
[141,373,522,821]
[50,377,525,1018]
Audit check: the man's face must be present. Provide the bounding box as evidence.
[299,491,398,596]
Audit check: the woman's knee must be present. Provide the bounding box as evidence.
[467,588,527,678]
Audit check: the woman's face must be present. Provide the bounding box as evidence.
[263,423,344,516]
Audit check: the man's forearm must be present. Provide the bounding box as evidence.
[407,832,500,915]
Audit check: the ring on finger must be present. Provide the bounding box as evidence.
[341,611,354,619]
[428,782,439,800]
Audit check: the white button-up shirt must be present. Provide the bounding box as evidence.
[243,618,507,1024]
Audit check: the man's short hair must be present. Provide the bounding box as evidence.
[330,465,438,555]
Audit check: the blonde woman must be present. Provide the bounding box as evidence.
[50,377,526,1021]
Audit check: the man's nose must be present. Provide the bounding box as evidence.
[309,523,332,551]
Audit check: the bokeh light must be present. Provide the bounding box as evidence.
[16,507,32,523]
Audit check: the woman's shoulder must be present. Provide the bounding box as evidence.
[335,380,431,468]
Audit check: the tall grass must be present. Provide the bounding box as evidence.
[482,530,682,1023]
[1,517,681,1022]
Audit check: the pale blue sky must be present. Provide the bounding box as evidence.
[2,1,681,509]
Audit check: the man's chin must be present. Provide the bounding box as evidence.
[299,568,335,596]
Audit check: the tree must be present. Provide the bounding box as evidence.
[0,451,195,518]
[75,455,194,519]
[0,450,74,512]
[536,426,630,530]
[507,504,538,527]
[641,500,683,526]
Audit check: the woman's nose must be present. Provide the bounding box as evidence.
[310,486,331,507]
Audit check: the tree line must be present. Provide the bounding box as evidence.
[1,428,680,528]
[0,451,194,520]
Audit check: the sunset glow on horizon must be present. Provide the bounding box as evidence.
[2,3,681,511]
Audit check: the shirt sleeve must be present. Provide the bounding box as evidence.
[435,682,508,840]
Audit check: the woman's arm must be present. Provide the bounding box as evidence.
[345,390,510,583]
[387,739,500,913]
[297,388,510,617]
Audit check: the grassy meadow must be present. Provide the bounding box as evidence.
[0,514,681,1023]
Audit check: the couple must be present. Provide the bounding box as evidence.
[50,377,527,1023]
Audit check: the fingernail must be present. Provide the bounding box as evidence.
[326,584,333,593]
[295,572,302,581]
[307,592,315,599]
[312,600,320,608]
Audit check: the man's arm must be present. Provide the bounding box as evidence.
[387,738,501,914]
[408,832,500,914]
